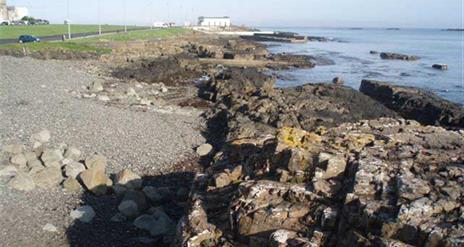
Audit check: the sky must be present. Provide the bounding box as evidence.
[7,0,464,28]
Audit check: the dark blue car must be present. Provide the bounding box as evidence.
[18,35,40,43]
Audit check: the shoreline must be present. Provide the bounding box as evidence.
[0,30,463,246]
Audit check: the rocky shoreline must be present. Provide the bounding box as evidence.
[1,31,463,246]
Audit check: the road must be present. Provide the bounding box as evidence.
[0,27,149,45]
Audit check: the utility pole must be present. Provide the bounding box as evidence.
[67,0,71,39]
[98,0,102,35]
[123,0,127,32]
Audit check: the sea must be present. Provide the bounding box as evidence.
[259,27,464,105]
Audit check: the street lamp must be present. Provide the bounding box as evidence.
[67,0,71,39]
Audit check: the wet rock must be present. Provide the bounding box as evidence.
[370,50,379,54]
[8,173,35,191]
[115,169,142,190]
[196,143,213,156]
[332,77,344,85]
[70,205,95,223]
[380,52,419,61]
[432,64,448,70]
[360,80,464,128]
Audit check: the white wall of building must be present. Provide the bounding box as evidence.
[198,17,231,27]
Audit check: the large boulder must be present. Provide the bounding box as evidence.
[360,80,464,128]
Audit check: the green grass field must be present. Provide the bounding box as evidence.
[74,27,187,43]
[0,24,140,39]
[0,28,188,55]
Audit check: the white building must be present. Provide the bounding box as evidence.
[0,0,28,21]
[198,16,231,28]
[7,6,28,20]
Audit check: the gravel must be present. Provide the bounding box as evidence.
[0,56,205,174]
[0,56,206,246]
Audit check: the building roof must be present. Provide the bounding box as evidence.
[199,16,230,19]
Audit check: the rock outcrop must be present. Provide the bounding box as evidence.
[174,68,464,247]
[360,79,464,129]
[380,52,419,61]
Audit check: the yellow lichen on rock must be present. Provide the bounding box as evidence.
[277,127,322,151]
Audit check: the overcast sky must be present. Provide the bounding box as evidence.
[7,0,464,28]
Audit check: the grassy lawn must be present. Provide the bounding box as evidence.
[0,42,111,54]
[73,27,188,43]
[0,28,188,55]
[0,24,140,39]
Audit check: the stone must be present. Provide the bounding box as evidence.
[24,151,38,162]
[332,77,344,85]
[2,144,24,154]
[161,86,168,93]
[360,79,464,128]
[127,87,138,97]
[143,186,163,203]
[140,98,152,106]
[213,172,231,188]
[97,95,110,102]
[90,81,104,92]
[269,229,298,247]
[8,173,35,191]
[41,149,63,164]
[10,153,27,167]
[122,190,148,211]
[432,64,448,70]
[148,209,176,237]
[134,214,156,231]
[319,153,346,179]
[42,223,58,232]
[31,129,51,143]
[118,200,139,218]
[33,167,63,188]
[196,143,213,156]
[27,159,45,174]
[380,52,419,61]
[70,206,95,223]
[64,147,81,160]
[64,161,86,178]
[43,161,61,168]
[78,167,108,195]
[115,169,142,190]
[111,212,127,222]
[62,177,82,193]
[0,165,18,177]
[84,154,107,171]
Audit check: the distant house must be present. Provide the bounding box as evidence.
[198,16,231,28]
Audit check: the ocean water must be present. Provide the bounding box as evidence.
[261,27,464,105]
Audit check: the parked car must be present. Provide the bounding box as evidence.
[0,20,9,25]
[18,35,40,43]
